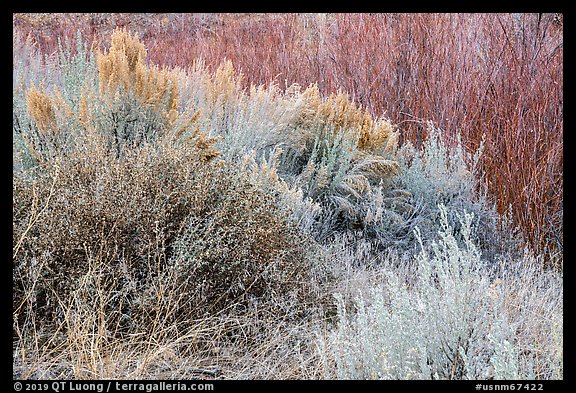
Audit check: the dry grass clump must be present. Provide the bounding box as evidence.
[273,84,406,241]
[14,297,325,380]
[21,83,77,161]
[292,83,402,191]
[25,84,57,133]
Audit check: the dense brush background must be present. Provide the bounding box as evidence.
[13,13,562,380]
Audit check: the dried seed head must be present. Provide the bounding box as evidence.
[26,83,57,134]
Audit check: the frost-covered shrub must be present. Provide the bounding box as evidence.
[485,253,563,380]
[239,148,322,234]
[177,62,406,241]
[396,122,523,260]
[325,204,563,380]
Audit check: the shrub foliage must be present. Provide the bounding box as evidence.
[13,25,562,380]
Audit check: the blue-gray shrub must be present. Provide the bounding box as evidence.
[325,204,562,380]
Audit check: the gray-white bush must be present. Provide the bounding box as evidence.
[396,122,523,261]
[324,204,562,380]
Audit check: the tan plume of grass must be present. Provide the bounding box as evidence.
[26,84,57,135]
[187,126,221,162]
[96,28,146,94]
[96,30,209,154]
[96,28,179,125]
[202,60,243,109]
[300,84,399,156]
[26,82,88,138]
[24,83,80,162]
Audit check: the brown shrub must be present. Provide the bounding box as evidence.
[13,143,315,340]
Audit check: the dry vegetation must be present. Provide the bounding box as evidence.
[13,14,562,380]
[13,12,563,262]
